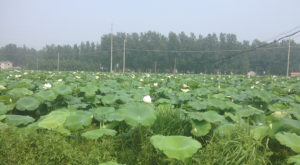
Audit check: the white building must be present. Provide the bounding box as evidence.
[0,61,13,69]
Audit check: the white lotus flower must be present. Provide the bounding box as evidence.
[76,76,81,79]
[143,95,152,103]
[181,89,190,93]
[15,75,21,78]
[146,74,150,77]
[140,79,144,81]
[95,76,99,79]
[288,89,290,92]
[7,76,9,79]
[183,84,189,88]
[58,79,62,81]
[0,85,6,90]
[251,86,254,89]
[256,81,259,84]
[154,83,158,86]
[24,72,28,75]
[43,83,52,89]
[258,123,263,126]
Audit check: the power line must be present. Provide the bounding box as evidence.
[263,26,300,42]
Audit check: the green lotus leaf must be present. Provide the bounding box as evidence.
[80,85,98,97]
[190,111,225,123]
[101,94,119,105]
[24,122,40,130]
[194,88,211,96]
[187,101,207,110]
[118,95,134,103]
[38,115,66,129]
[252,113,266,125]
[52,125,71,135]
[275,132,300,153]
[212,93,226,100]
[0,115,6,121]
[177,92,191,101]
[75,110,93,116]
[156,98,177,105]
[53,84,72,95]
[64,114,92,131]
[224,112,244,124]
[226,101,243,110]
[16,97,40,111]
[8,88,33,97]
[70,103,89,109]
[190,119,211,137]
[118,103,157,126]
[90,107,115,121]
[82,129,117,139]
[34,90,57,102]
[250,126,270,140]
[0,95,12,104]
[101,121,120,129]
[288,155,300,165]
[48,109,71,117]
[236,109,262,117]
[6,115,35,126]
[86,96,101,104]
[105,112,124,122]
[99,161,121,165]
[99,86,114,94]
[64,95,81,105]
[253,89,271,102]
[206,97,227,110]
[281,118,300,135]
[215,123,237,135]
[150,135,202,160]
[0,102,8,115]
[266,111,291,121]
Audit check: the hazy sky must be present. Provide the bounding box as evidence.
[1,0,299,50]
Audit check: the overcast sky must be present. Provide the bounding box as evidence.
[0,0,299,50]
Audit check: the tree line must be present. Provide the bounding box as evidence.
[0,31,299,75]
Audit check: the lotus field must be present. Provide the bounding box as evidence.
[1,69,300,164]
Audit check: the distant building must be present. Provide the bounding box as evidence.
[291,72,300,76]
[247,71,256,76]
[0,61,13,69]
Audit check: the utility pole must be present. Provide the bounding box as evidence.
[110,24,113,73]
[37,59,38,70]
[57,53,59,71]
[155,61,157,73]
[287,37,291,77]
[123,40,125,73]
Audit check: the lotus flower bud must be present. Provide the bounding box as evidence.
[143,95,152,103]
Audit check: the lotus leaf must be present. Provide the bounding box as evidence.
[53,84,72,95]
[86,96,101,104]
[52,125,71,135]
[266,111,291,121]
[99,86,114,94]
[150,135,202,160]
[288,155,300,165]
[82,129,117,139]
[190,111,225,123]
[118,103,157,126]
[250,126,270,140]
[156,98,177,105]
[206,97,227,110]
[101,94,119,105]
[253,89,272,102]
[90,107,115,121]
[280,118,300,135]
[215,123,237,135]
[64,95,81,104]
[236,109,262,117]
[38,115,66,129]
[177,92,191,101]
[16,97,40,111]
[80,85,98,96]
[105,112,124,122]
[190,119,211,137]
[48,109,71,117]
[187,101,207,110]
[5,115,35,126]
[0,102,8,115]
[64,114,92,131]
[34,90,57,102]
[8,88,32,97]
[275,132,300,153]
